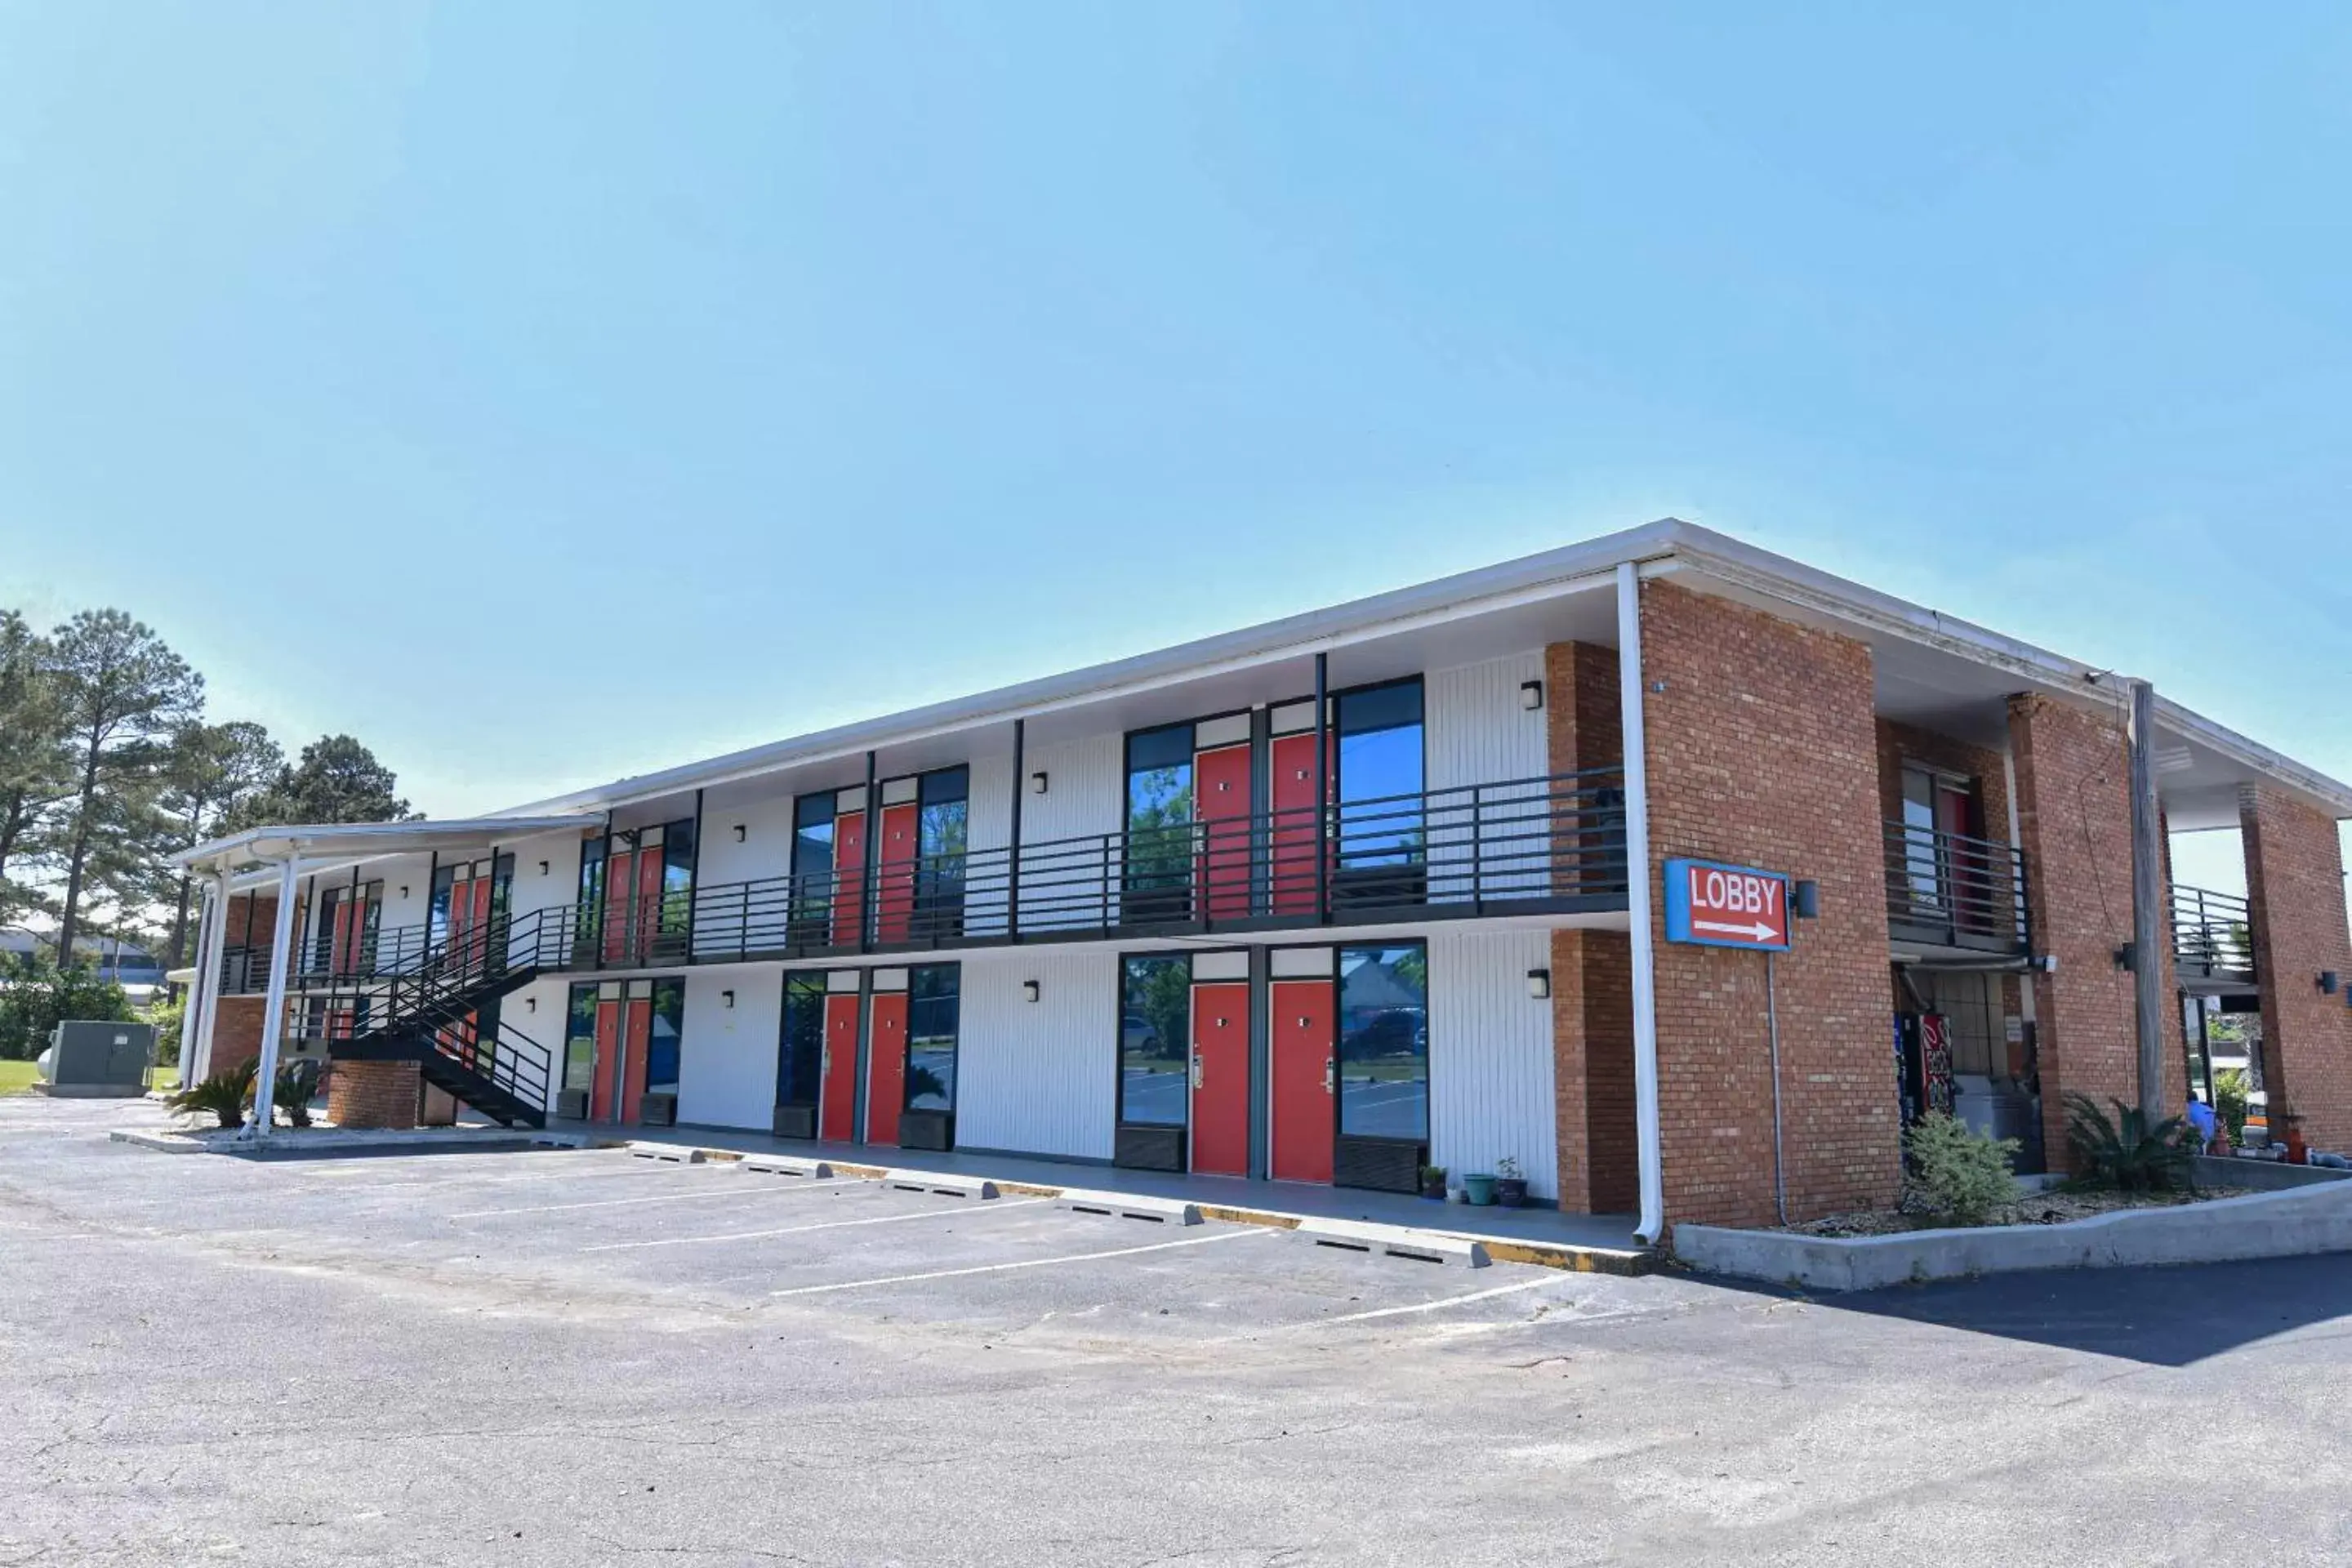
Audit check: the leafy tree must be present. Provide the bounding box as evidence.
[0,950,136,1060]
[43,611,203,964]
[154,719,283,964]
[0,612,72,924]
[226,733,414,831]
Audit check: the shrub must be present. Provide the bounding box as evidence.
[274,1061,320,1128]
[166,1059,256,1129]
[2065,1094,2198,1192]
[1904,1112,2020,1226]
[147,992,186,1069]
[0,952,135,1060]
[2212,1068,2249,1147]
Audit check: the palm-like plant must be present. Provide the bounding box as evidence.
[2064,1094,2198,1192]
[165,1059,257,1129]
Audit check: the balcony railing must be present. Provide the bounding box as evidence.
[2172,884,2255,985]
[214,769,1628,991]
[686,766,1628,961]
[1882,821,2030,954]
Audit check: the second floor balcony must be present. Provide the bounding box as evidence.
[1882,820,2032,956]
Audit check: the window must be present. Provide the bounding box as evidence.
[1119,955,1191,1128]
[906,964,959,1112]
[791,795,837,940]
[647,978,685,1098]
[659,824,695,938]
[1125,723,1196,906]
[1336,942,1428,1139]
[1334,679,1423,871]
[564,983,599,1094]
[777,973,826,1107]
[915,768,969,932]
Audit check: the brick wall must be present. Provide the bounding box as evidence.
[2241,784,2352,1152]
[1545,642,1635,1214]
[2007,693,2187,1163]
[1640,580,1899,1227]
[327,1060,421,1130]
[208,996,265,1078]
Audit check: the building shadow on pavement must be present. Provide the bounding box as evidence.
[1762,1252,2352,1367]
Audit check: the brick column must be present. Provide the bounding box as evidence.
[327,1061,421,1129]
[2007,693,2188,1165]
[2241,784,2352,1152]
[1638,581,1896,1227]
[1546,641,1635,1214]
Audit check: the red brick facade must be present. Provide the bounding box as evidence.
[2006,693,2188,1164]
[1874,717,2011,844]
[207,996,265,1078]
[2242,785,2352,1152]
[327,1060,421,1130]
[1638,581,1899,1227]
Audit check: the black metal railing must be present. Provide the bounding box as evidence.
[1882,820,2030,952]
[2172,884,2256,983]
[684,767,1628,961]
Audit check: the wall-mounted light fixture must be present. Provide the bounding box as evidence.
[1793,880,1821,920]
[2114,942,2137,973]
[399,886,409,899]
[1526,967,1551,1000]
[722,989,736,1009]
[733,824,746,842]
[1022,979,1040,1003]
[525,996,537,1013]
[2321,971,2341,996]
[1031,772,1049,795]
[1520,679,1544,711]
[538,860,550,875]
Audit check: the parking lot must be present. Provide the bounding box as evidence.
[8,1095,2352,1566]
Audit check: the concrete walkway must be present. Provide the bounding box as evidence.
[577,1119,1648,1268]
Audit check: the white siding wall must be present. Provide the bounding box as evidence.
[1425,652,1549,902]
[1427,927,1557,1200]
[677,969,781,1129]
[954,947,1116,1160]
[501,975,574,1115]
[371,854,433,947]
[1013,733,1123,932]
[691,788,799,959]
[506,830,584,919]
[965,751,1015,934]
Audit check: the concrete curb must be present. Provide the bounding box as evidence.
[1055,1190,1204,1226]
[1292,1217,1490,1267]
[1675,1180,2352,1291]
[884,1171,1000,1200]
[736,1155,837,1180]
[113,1125,604,1156]
[630,1145,708,1165]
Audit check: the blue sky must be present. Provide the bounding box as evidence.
[2,5,2346,886]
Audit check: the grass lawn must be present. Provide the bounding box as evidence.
[0,1060,177,1094]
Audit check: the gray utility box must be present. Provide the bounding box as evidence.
[40,1019,155,1098]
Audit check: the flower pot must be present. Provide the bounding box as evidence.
[1463,1173,1498,1206]
[1420,1175,1448,1200]
[1495,1177,1528,1208]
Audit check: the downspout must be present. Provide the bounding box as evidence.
[1617,561,1665,1246]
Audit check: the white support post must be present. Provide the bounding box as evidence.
[189,871,232,1085]
[247,857,301,1136]
[1617,562,1665,1246]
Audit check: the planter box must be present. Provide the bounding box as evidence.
[898,1109,954,1152]
[772,1103,817,1140]
[638,1093,677,1129]
[1114,1124,1186,1172]
[1675,1180,2352,1292]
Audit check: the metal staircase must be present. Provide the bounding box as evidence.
[322,906,573,1129]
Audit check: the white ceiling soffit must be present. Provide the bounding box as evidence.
[176,814,597,875]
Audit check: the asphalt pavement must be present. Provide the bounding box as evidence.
[6,1094,2350,1566]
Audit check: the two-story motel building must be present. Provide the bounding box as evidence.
[173,521,2352,1237]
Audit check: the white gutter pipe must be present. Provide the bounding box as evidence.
[1617,562,1665,1246]
[244,856,301,1137]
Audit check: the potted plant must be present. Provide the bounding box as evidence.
[1462,1171,1498,1206]
[1419,1164,1448,1200]
[1494,1156,1528,1208]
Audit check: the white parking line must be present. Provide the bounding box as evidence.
[303,1164,666,1193]
[583,1196,1049,1253]
[768,1223,1268,1297]
[1293,1274,1569,1328]
[448,1178,863,1219]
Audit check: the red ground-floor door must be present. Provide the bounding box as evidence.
[617,987,653,1125]
[865,986,908,1146]
[819,988,862,1141]
[590,994,620,1121]
[1188,980,1250,1176]
[1269,976,1336,1184]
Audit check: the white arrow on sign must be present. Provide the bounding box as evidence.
[1693,918,1782,943]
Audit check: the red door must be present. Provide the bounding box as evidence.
[1189,980,1250,1175]
[590,999,620,1121]
[601,849,635,963]
[1195,744,1253,920]
[619,995,653,1124]
[634,847,666,962]
[832,810,867,947]
[866,990,908,1146]
[819,991,862,1140]
[1269,732,1327,914]
[1269,978,1336,1183]
[875,801,919,942]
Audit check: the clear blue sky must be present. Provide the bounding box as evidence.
[2,5,2346,888]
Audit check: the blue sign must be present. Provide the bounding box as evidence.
[1664,858,1792,951]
